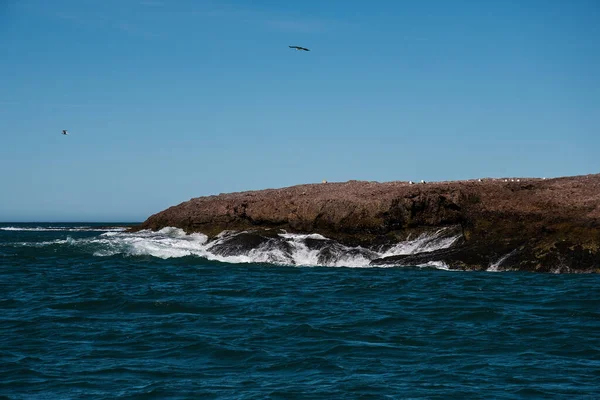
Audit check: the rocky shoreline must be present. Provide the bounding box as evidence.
[132,174,600,273]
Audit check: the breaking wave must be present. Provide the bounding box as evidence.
[3,227,460,269]
[0,226,127,232]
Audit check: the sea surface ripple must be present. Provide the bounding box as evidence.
[1,223,599,399]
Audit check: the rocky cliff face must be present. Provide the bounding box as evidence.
[133,174,600,273]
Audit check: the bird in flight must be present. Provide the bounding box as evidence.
[62,130,68,135]
[289,45,310,52]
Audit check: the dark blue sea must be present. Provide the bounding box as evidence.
[1,223,599,399]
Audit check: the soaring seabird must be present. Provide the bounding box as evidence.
[62,130,68,135]
[289,45,310,51]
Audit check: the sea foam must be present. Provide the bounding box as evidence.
[0,226,127,232]
[4,226,459,269]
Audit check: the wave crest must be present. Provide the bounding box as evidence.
[3,227,460,269]
[0,226,127,232]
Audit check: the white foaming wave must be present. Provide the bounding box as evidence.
[418,261,451,271]
[0,226,127,232]
[278,233,323,265]
[330,252,376,268]
[275,233,377,267]
[93,228,209,258]
[381,228,460,258]
[8,227,457,269]
[279,232,328,241]
[487,249,518,272]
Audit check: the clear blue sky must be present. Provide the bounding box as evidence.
[1,0,599,222]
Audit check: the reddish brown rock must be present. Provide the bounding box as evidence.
[132,174,600,272]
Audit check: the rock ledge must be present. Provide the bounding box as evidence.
[132,174,600,272]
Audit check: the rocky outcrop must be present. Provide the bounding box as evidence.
[132,174,600,273]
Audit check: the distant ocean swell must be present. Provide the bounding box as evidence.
[0,226,127,232]
[2,226,459,269]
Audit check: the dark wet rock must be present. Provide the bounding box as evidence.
[371,240,516,271]
[372,236,600,273]
[208,230,292,257]
[312,244,375,266]
[303,237,332,251]
[132,174,600,273]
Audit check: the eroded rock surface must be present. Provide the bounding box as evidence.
[132,174,600,272]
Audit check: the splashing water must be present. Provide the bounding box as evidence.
[4,226,461,268]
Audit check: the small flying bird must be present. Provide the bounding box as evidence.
[289,45,310,52]
[62,130,68,135]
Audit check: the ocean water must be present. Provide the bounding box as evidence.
[1,223,599,399]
